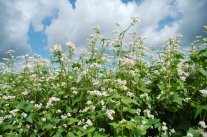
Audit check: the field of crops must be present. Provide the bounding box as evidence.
[0,17,207,136]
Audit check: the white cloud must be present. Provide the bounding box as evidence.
[175,0,207,46]
[0,0,207,61]
[44,0,183,51]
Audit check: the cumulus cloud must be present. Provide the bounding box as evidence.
[0,1,32,62]
[175,0,207,46]
[0,0,207,62]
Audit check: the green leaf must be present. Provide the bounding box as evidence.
[157,83,165,91]
[169,95,183,106]
[109,122,120,128]
[177,121,191,131]
[146,119,160,125]
[194,105,207,118]
[26,113,33,123]
[58,127,66,133]
[121,97,138,105]
[58,90,65,95]
[139,87,150,92]
[114,45,120,47]
[67,132,76,137]
[198,67,207,77]
[94,131,109,137]
[72,63,81,68]
[73,108,78,113]
[123,106,136,114]
[51,118,61,124]
[8,133,18,137]
[111,93,121,98]
[72,96,82,105]
[30,133,37,137]
[126,121,136,129]
[66,106,72,112]
[2,124,14,130]
[134,73,140,83]
[54,132,62,137]
[42,124,53,130]
[87,127,96,133]
[187,128,199,136]
[16,101,34,112]
[68,118,79,125]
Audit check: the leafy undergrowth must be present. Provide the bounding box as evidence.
[0,17,207,137]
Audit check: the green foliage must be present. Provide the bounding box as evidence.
[0,18,207,136]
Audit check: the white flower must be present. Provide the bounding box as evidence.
[9,109,19,116]
[46,97,60,108]
[61,115,67,119]
[86,101,92,105]
[106,109,115,120]
[136,109,141,115]
[66,42,76,51]
[22,91,29,95]
[202,132,207,137]
[35,103,42,109]
[184,98,191,102]
[41,118,46,122]
[175,33,183,37]
[72,91,78,94]
[112,30,118,34]
[180,76,186,81]
[131,16,140,23]
[53,44,62,51]
[4,115,12,119]
[162,126,168,131]
[101,100,105,105]
[90,25,101,31]
[21,112,27,118]
[90,63,100,69]
[119,119,127,124]
[126,91,135,98]
[187,133,193,137]
[170,129,176,133]
[67,113,71,117]
[86,119,93,126]
[83,124,88,129]
[50,97,60,101]
[119,57,134,66]
[63,124,67,128]
[56,110,61,113]
[199,89,207,96]
[0,117,4,124]
[115,22,120,26]
[199,121,207,128]
[196,36,202,39]
[142,120,147,125]
[99,128,105,132]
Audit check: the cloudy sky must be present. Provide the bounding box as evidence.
[0,0,207,62]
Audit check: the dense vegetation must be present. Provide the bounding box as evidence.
[0,17,207,136]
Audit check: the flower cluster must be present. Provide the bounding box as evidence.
[119,57,134,67]
[143,109,154,119]
[46,97,60,108]
[66,41,77,52]
[199,89,207,97]
[52,44,62,52]
[87,90,109,97]
[106,109,115,120]
[78,119,93,129]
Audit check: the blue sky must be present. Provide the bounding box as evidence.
[0,0,207,62]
